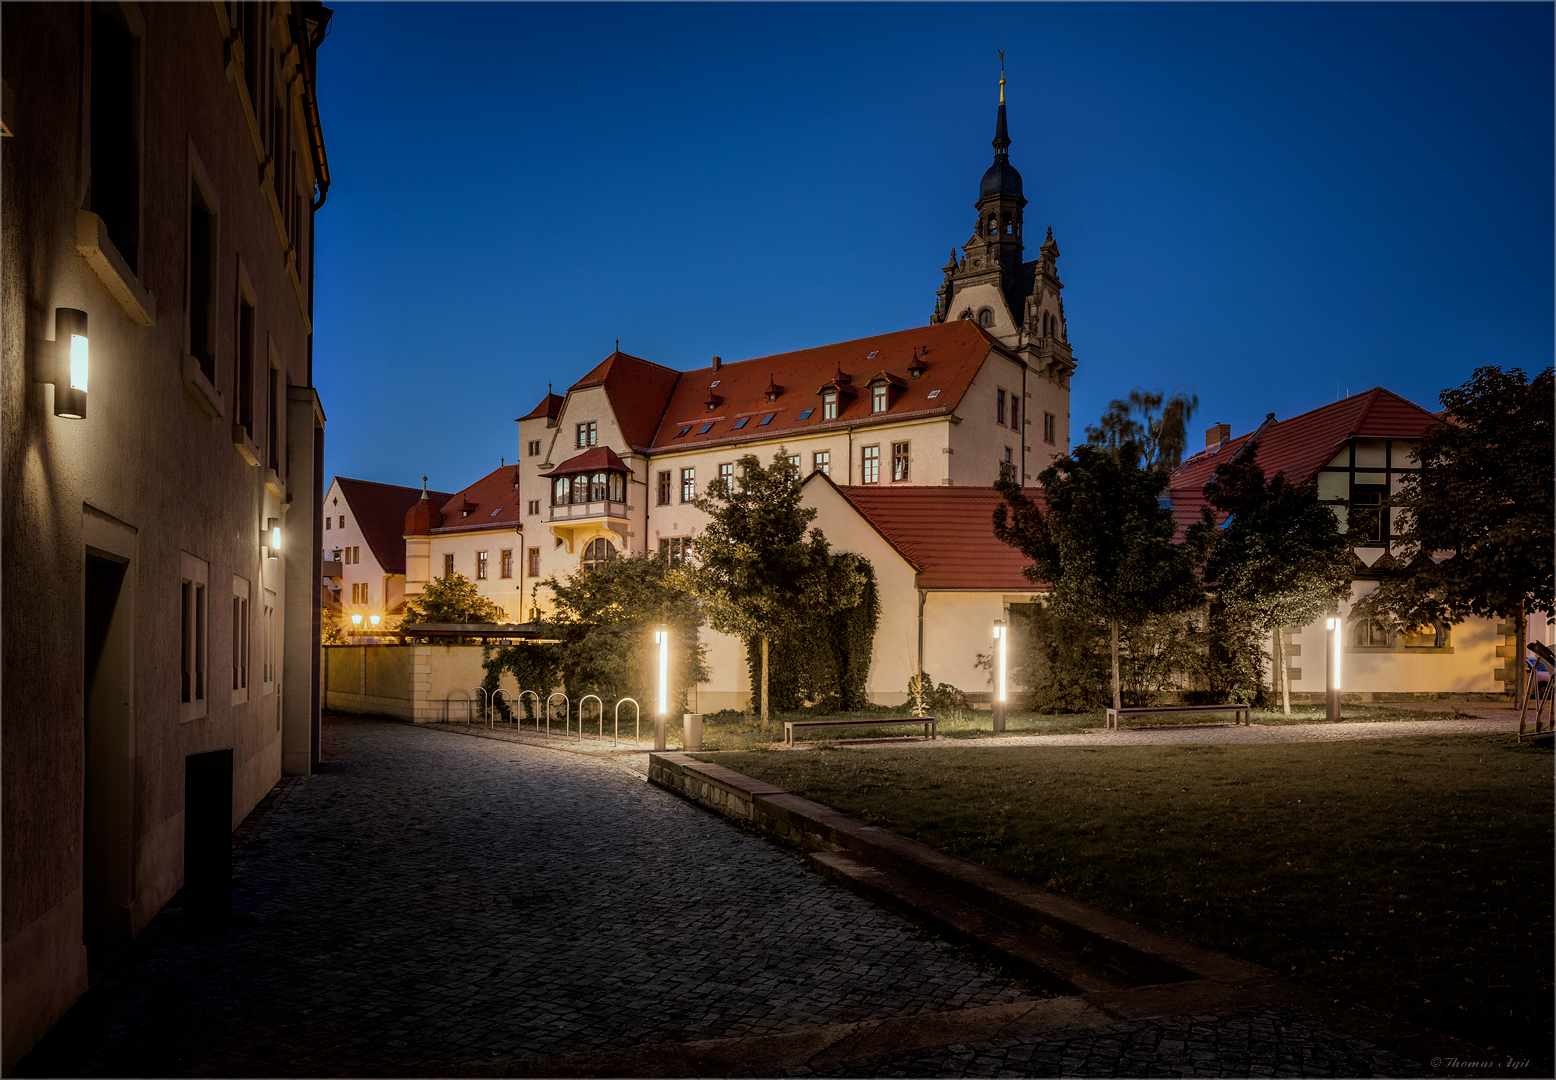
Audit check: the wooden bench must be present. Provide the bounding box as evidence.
[1104,703,1251,730]
[784,716,938,748]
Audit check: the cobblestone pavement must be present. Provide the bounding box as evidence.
[18,716,1028,1077]
[806,1010,1426,1078]
[17,716,1438,1078]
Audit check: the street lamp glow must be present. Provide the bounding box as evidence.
[653,623,668,716]
[369,614,380,627]
[351,614,363,627]
[993,621,1007,703]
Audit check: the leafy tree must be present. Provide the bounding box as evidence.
[532,551,707,715]
[1354,366,1554,702]
[401,572,506,625]
[1188,445,1353,712]
[748,552,879,713]
[692,449,863,729]
[1012,603,1109,712]
[994,442,1205,710]
[1086,388,1200,471]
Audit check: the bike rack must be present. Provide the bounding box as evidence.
[615,697,641,747]
[445,688,472,725]
[518,690,542,732]
[579,694,604,740]
[491,688,512,729]
[468,686,489,728]
[547,692,569,737]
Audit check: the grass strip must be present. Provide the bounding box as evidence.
[710,734,1553,1064]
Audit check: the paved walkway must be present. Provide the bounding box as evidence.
[16,716,1442,1077]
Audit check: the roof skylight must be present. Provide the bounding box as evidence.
[798,409,814,420]
[733,417,749,430]
[758,414,776,426]
[698,423,714,435]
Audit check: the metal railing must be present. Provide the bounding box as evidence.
[468,686,488,728]
[518,689,542,731]
[547,692,570,737]
[579,694,604,740]
[491,688,512,728]
[615,697,641,746]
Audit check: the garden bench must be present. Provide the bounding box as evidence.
[1104,703,1251,730]
[784,716,937,748]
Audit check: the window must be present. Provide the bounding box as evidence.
[719,462,734,489]
[814,450,830,475]
[1001,447,1015,480]
[187,173,217,385]
[675,427,691,438]
[527,547,540,578]
[1009,396,1019,433]
[758,413,775,426]
[476,551,489,580]
[786,454,800,472]
[872,386,888,413]
[553,476,571,505]
[339,515,346,529]
[681,468,695,502]
[267,359,283,473]
[657,471,671,505]
[798,409,814,421]
[733,417,749,430]
[528,440,541,456]
[861,445,880,484]
[892,442,909,482]
[262,590,276,690]
[822,392,838,420]
[660,536,693,568]
[996,388,1006,425]
[443,553,455,578]
[527,499,540,516]
[500,549,513,578]
[581,537,616,569]
[1351,486,1387,545]
[179,554,208,717]
[697,423,714,435]
[1043,411,1056,445]
[576,421,598,448]
[236,285,256,437]
[91,2,141,273]
[231,576,249,703]
[978,308,994,328]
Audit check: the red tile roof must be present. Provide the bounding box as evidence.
[569,352,682,451]
[648,322,1007,452]
[432,465,524,535]
[333,477,454,574]
[547,446,630,477]
[836,482,1049,591]
[1168,387,1443,531]
[516,392,564,422]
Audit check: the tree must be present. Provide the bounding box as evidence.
[529,551,707,714]
[401,572,506,625]
[1086,388,1201,471]
[1189,445,1353,713]
[994,442,1205,711]
[1354,366,1554,704]
[691,450,863,729]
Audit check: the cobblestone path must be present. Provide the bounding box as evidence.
[16,716,1439,1077]
[18,716,1026,1077]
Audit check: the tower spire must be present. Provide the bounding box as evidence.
[993,48,1010,156]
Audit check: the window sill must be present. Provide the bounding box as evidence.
[76,210,156,327]
[233,425,261,467]
[179,698,208,723]
[183,355,225,417]
[265,468,285,499]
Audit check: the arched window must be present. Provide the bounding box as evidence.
[581,537,616,569]
[978,308,994,328]
[590,471,608,502]
[609,473,624,502]
[553,476,570,505]
[988,214,997,235]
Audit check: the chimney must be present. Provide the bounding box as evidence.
[1205,422,1231,449]
[711,356,722,372]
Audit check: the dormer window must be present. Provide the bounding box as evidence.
[872,386,888,413]
[765,375,784,403]
[822,392,838,420]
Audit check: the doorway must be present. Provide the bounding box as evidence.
[183,748,232,927]
[83,553,134,945]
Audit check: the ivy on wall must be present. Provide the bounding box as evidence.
[744,553,879,713]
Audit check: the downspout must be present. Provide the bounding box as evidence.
[1020,360,1028,482]
[917,589,926,674]
[847,427,854,485]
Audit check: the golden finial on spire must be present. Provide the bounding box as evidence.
[997,47,1005,104]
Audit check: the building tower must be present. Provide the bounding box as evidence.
[932,59,1077,408]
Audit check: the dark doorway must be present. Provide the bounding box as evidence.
[183,749,232,928]
[84,553,133,944]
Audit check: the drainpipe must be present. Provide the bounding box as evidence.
[917,589,927,674]
[847,427,854,485]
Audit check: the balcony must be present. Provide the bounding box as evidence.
[549,499,628,524]
[548,500,629,553]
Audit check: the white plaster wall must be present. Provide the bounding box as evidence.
[949,351,1030,486]
[322,477,389,613]
[944,280,1018,344]
[426,526,526,621]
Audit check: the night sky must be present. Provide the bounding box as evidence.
[311,2,1552,494]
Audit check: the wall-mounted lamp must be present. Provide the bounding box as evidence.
[992,620,1008,732]
[653,623,669,751]
[369,614,381,628]
[1324,617,1342,722]
[265,517,281,559]
[350,613,363,627]
[37,308,89,419]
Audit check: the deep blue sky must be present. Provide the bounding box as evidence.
[312,3,1553,493]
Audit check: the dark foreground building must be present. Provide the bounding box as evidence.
[1,2,332,1068]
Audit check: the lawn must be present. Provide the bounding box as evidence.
[708,734,1554,1064]
[691,702,1496,751]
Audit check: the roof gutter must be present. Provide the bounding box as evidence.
[290,2,332,211]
